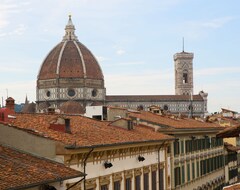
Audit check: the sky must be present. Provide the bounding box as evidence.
[0,0,240,113]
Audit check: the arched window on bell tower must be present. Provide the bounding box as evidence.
[183,70,188,84]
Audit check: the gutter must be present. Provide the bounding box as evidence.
[65,138,175,150]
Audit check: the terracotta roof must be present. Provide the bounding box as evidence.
[217,125,240,138]
[223,183,240,190]
[224,142,240,152]
[129,111,223,130]
[0,143,84,190]
[38,38,103,81]
[2,113,173,147]
[106,94,203,102]
[38,40,103,80]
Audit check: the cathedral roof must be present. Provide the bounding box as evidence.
[106,94,204,102]
[37,15,103,81]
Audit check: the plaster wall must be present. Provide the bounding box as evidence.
[0,124,56,159]
[68,149,168,190]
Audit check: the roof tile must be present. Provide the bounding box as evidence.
[3,113,173,147]
[0,143,83,190]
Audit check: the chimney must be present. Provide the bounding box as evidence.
[6,97,15,112]
[65,118,71,134]
[49,117,72,134]
[127,120,133,130]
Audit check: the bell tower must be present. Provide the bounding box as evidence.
[174,49,194,95]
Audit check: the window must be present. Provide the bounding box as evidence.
[91,89,97,97]
[101,185,108,190]
[151,171,157,190]
[135,175,141,190]
[196,161,199,177]
[159,168,164,190]
[205,137,210,149]
[68,89,76,97]
[163,105,168,111]
[192,162,195,179]
[174,140,180,155]
[181,165,185,184]
[114,181,120,190]
[185,140,192,153]
[46,90,51,97]
[174,167,181,187]
[187,163,190,182]
[183,72,188,83]
[137,105,144,111]
[180,141,184,154]
[125,178,131,190]
[211,137,216,148]
[144,173,149,190]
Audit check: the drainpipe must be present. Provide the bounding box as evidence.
[67,148,94,190]
[158,141,166,190]
[84,148,94,190]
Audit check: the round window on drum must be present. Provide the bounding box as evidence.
[163,105,169,111]
[46,90,51,98]
[91,89,98,97]
[68,89,76,97]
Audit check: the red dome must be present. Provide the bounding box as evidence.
[37,16,103,81]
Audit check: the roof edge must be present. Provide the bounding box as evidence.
[65,137,175,149]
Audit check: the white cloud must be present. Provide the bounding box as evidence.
[179,16,234,39]
[116,61,145,66]
[96,56,109,62]
[0,65,30,73]
[200,17,234,29]
[105,69,174,95]
[9,24,26,35]
[116,49,126,55]
[0,18,8,29]
[0,80,36,103]
[186,17,234,30]
[0,1,30,13]
[0,1,30,36]
[0,32,7,37]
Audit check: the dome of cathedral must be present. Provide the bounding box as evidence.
[37,16,103,81]
[36,16,106,113]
